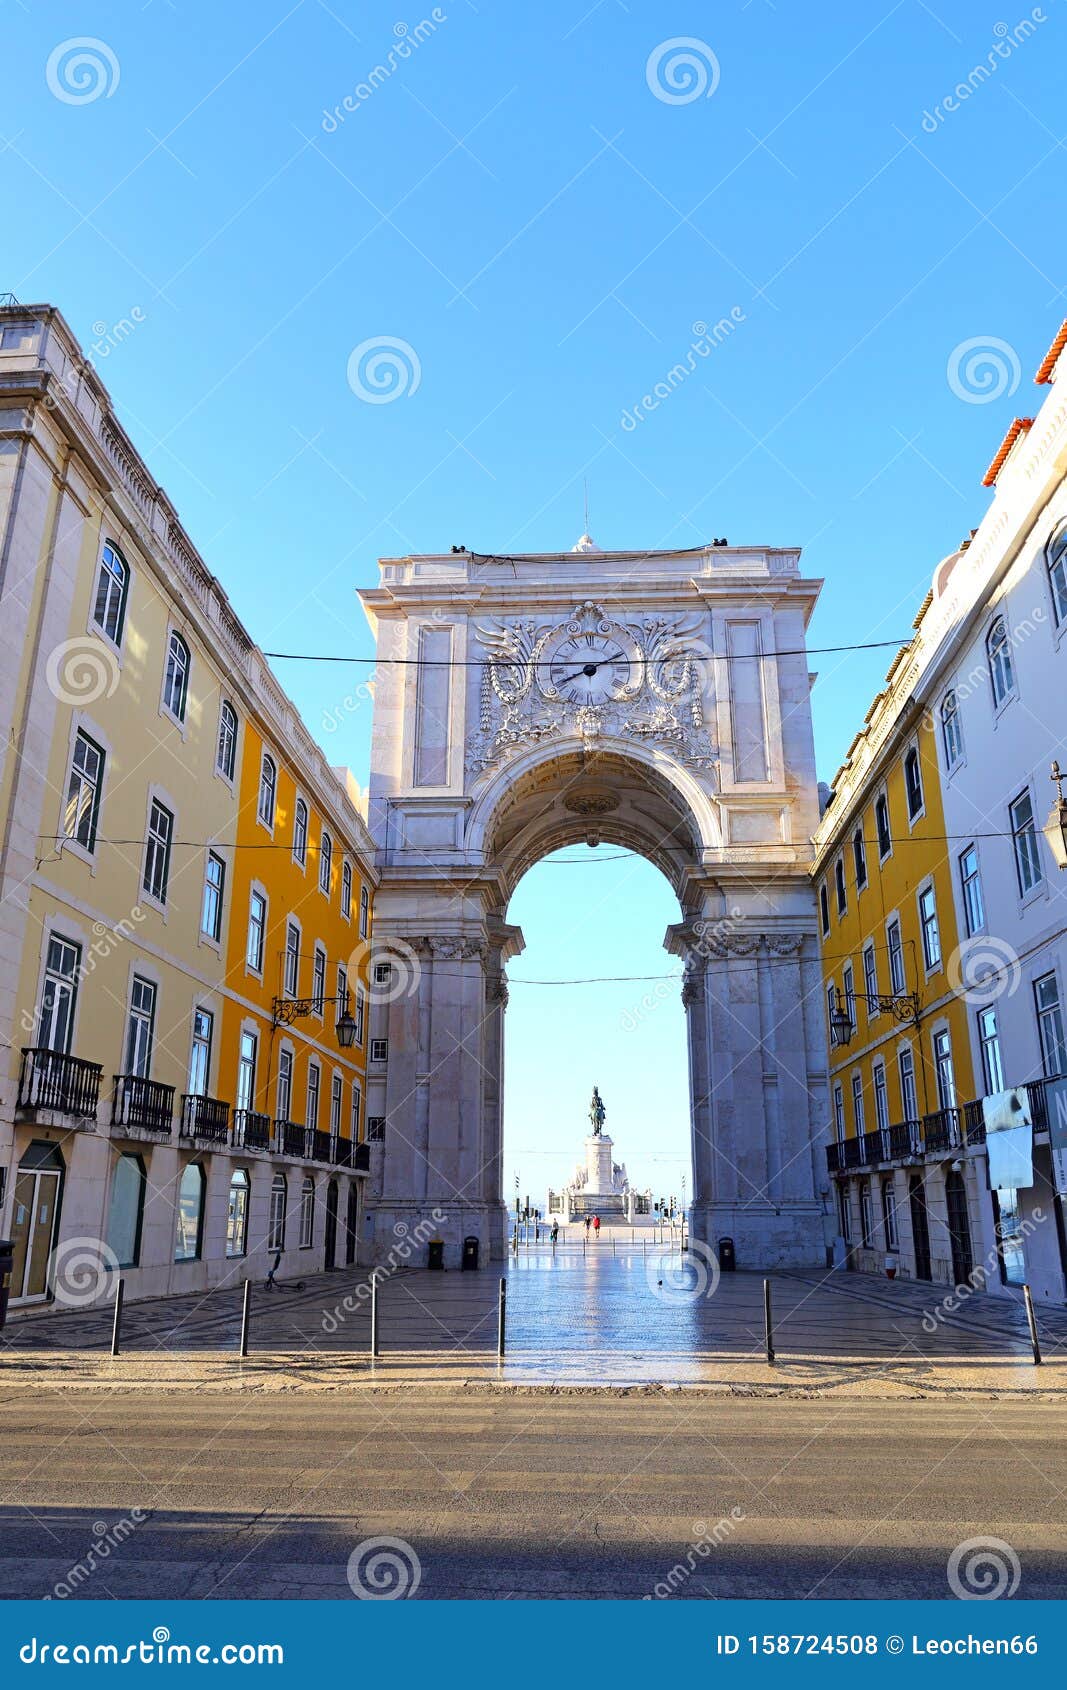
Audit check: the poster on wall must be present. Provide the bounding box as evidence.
[982,1086,1034,1190]
[1045,1077,1067,1197]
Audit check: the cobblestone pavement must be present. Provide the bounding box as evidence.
[5,1248,1067,1392]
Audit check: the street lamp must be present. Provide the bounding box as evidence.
[272,991,358,1048]
[828,984,919,1049]
[1044,760,1067,871]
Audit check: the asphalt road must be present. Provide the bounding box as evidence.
[3,1387,1067,1599]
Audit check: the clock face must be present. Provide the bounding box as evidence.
[547,634,633,704]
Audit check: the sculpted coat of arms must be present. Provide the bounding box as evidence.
[467,601,717,778]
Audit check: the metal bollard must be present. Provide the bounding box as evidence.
[370,1271,380,1357]
[110,1277,124,1358]
[764,1277,775,1366]
[1023,1283,1042,1365]
[497,1277,507,1357]
[239,1278,252,1357]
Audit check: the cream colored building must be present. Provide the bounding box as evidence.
[0,303,376,1313]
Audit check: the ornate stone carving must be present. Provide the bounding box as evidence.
[486,971,509,1008]
[764,932,806,956]
[425,935,487,961]
[467,601,717,778]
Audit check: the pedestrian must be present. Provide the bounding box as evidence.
[594,1214,601,1238]
[551,1220,559,1245]
[584,1215,591,1236]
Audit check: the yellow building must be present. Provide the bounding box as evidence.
[0,302,375,1310]
[813,630,979,1287]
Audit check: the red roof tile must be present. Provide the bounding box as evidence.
[982,417,1033,487]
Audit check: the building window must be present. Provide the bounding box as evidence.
[247,890,266,974]
[987,616,1015,707]
[300,1177,315,1248]
[284,921,300,997]
[38,934,80,1052]
[366,1116,385,1142]
[374,962,392,987]
[958,845,984,936]
[941,690,964,768]
[319,832,332,896]
[106,1153,146,1268]
[834,856,847,916]
[201,851,225,943]
[258,754,277,828]
[873,1062,889,1133]
[237,1030,257,1113]
[898,1045,917,1121]
[859,1181,873,1246]
[837,1184,851,1243]
[886,917,905,994]
[355,985,366,1044]
[337,963,348,1016]
[852,827,867,891]
[306,1062,320,1130]
[1035,973,1067,1077]
[863,943,879,1016]
[833,1084,845,1142]
[293,797,308,866]
[978,1006,1004,1094]
[371,1038,388,1063]
[330,1073,343,1136]
[875,791,891,859]
[851,1072,865,1134]
[1010,790,1043,896]
[1048,524,1067,625]
[359,884,369,940]
[216,702,238,780]
[819,882,830,936]
[341,860,352,919]
[918,885,941,970]
[351,1084,362,1139]
[175,1162,205,1261]
[904,747,923,819]
[882,1180,898,1251]
[842,963,856,1034]
[312,945,326,1015]
[64,730,104,851]
[268,1173,287,1253]
[826,980,836,1039]
[933,1029,956,1109]
[188,1008,212,1097]
[124,975,156,1077]
[163,630,190,723]
[93,541,128,644]
[143,798,173,905]
[226,1169,250,1257]
[277,1047,293,1122]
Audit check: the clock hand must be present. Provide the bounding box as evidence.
[553,662,602,686]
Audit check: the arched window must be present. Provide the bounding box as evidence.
[175,1162,205,1261]
[1047,524,1067,626]
[940,690,963,767]
[319,831,333,895]
[216,701,238,780]
[106,1153,146,1268]
[163,630,190,722]
[226,1169,250,1257]
[987,617,1015,708]
[268,1173,287,1253]
[904,746,923,819]
[300,1177,315,1248]
[293,797,308,866]
[341,859,353,919]
[258,753,277,827]
[93,541,129,644]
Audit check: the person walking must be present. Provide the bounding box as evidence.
[584,1215,591,1238]
[551,1219,559,1245]
[593,1214,601,1239]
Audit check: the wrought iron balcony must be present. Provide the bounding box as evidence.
[333,1136,352,1168]
[311,1128,333,1163]
[922,1107,962,1154]
[232,1108,271,1151]
[274,1118,308,1158]
[887,1119,922,1160]
[112,1074,175,1136]
[17,1048,102,1122]
[353,1141,370,1173]
[180,1093,230,1143]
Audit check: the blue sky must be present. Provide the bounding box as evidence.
[5,0,1064,1195]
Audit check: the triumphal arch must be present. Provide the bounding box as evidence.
[358,540,829,1268]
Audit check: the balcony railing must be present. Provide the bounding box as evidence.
[311,1128,333,1164]
[275,1118,308,1158]
[232,1108,271,1150]
[112,1074,175,1135]
[887,1119,922,1160]
[17,1048,102,1120]
[352,1141,370,1173]
[828,1077,1067,1177]
[922,1106,962,1154]
[180,1093,230,1143]
[334,1136,352,1168]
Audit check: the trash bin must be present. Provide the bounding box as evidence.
[427,1239,445,1270]
[0,1239,14,1330]
[718,1236,736,1272]
[462,1235,479,1271]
